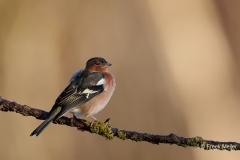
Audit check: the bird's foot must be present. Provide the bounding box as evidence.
[77,127,85,132]
[90,116,98,127]
[71,115,78,127]
[91,116,97,122]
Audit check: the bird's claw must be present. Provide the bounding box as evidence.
[90,120,98,127]
[77,127,85,132]
[71,115,78,127]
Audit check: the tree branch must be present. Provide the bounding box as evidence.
[0,96,239,151]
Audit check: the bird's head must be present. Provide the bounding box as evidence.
[85,57,112,72]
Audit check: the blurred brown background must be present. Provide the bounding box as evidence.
[0,0,240,160]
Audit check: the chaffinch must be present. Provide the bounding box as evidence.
[30,57,116,136]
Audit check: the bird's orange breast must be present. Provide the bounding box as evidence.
[71,72,115,117]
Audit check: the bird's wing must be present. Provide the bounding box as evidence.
[48,70,105,120]
[69,69,83,83]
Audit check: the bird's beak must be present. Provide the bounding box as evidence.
[103,62,112,67]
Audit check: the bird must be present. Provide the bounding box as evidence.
[30,57,116,136]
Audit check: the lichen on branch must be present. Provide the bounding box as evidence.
[0,96,239,151]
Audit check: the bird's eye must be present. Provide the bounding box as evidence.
[95,61,101,66]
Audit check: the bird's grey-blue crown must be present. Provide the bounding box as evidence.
[86,57,107,68]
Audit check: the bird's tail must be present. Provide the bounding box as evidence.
[30,118,53,137]
[30,106,61,137]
